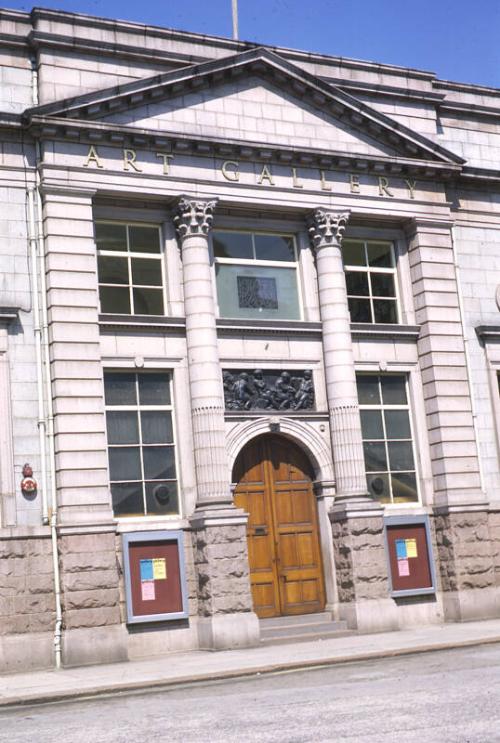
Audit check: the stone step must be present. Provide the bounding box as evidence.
[260,611,333,629]
[259,612,351,646]
[260,628,353,647]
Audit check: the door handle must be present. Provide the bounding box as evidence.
[254,526,267,536]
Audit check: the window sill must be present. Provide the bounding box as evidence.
[99,314,186,332]
[216,318,322,336]
[350,323,420,341]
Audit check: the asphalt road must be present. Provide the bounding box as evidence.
[2,644,500,743]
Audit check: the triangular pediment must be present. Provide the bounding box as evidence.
[24,48,464,167]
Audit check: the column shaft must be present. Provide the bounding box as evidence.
[308,210,368,501]
[174,198,231,508]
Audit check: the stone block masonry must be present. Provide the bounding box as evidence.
[0,534,55,671]
[191,523,253,617]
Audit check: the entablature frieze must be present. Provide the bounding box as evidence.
[25,115,461,181]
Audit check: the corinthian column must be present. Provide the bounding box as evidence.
[307,209,371,506]
[174,196,258,650]
[174,197,232,509]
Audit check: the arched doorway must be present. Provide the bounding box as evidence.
[233,434,326,619]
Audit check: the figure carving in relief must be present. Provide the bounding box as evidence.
[293,369,314,410]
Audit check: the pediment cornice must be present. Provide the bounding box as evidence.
[23,47,464,169]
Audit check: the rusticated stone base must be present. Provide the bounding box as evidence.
[190,508,260,648]
[58,529,127,665]
[331,512,395,630]
[331,511,392,631]
[434,508,500,621]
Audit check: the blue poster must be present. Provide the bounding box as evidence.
[395,539,407,559]
[140,559,154,581]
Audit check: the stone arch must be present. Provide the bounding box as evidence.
[226,416,334,483]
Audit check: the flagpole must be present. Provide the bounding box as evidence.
[232,0,239,40]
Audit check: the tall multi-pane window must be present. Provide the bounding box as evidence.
[357,373,418,504]
[213,230,301,320]
[104,372,178,517]
[96,222,164,315]
[342,240,398,323]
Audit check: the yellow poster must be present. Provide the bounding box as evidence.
[406,538,417,558]
[153,558,167,580]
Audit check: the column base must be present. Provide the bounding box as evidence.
[196,612,260,650]
[433,506,500,622]
[190,503,257,640]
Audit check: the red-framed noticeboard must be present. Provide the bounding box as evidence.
[384,516,437,597]
[122,530,188,624]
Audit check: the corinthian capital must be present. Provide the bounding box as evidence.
[174,197,217,240]
[307,209,350,252]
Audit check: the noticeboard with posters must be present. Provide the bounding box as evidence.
[122,530,188,624]
[384,515,437,598]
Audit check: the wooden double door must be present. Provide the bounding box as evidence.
[233,435,326,618]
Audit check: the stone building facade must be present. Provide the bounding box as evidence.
[0,7,499,672]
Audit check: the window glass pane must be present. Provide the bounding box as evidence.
[138,373,171,405]
[109,446,142,481]
[213,231,253,259]
[145,481,178,515]
[357,375,380,405]
[373,300,397,324]
[385,410,411,439]
[368,243,393,268]
[381,376,407,405]
[216,264,300,320]
[342,241,366,266]
[131,258,163,286]
[98,256,129,284]
[111,482,144,516]
[348,298,371,323]
[95,223,127,252]
[104,372,137,406]
[143,446,176,480]
[106,411,139,445]
[371,273,396,297]
[391,472,418,503]
[367,473,390,502]
[363,441,387,472]
[345,271,369,296]
[254,235,295,261]
[133,288,164,315]
[387,441,415,471]
[361,410,384,440]
[141,411,173,444]
[99,286,131,314]
[128,226,160,253]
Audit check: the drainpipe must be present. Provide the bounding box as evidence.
[451,225,486,496]
[35,176,62,669]
[27,188,48,524]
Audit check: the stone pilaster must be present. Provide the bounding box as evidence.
[308,209,388,629]
[42,188,126,665]
[174,197,258,649]
[406,219,497,621]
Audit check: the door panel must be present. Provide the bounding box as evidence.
[233,435,325,618]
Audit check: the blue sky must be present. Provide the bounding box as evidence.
[5,0,500,87]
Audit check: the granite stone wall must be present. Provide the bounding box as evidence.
[434,510,495,593]
[0,534,55,635]
[58,532,121,630]
[331,515,388,604]
[191,523,253,616]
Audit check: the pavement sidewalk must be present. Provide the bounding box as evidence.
[2,617,500,708]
